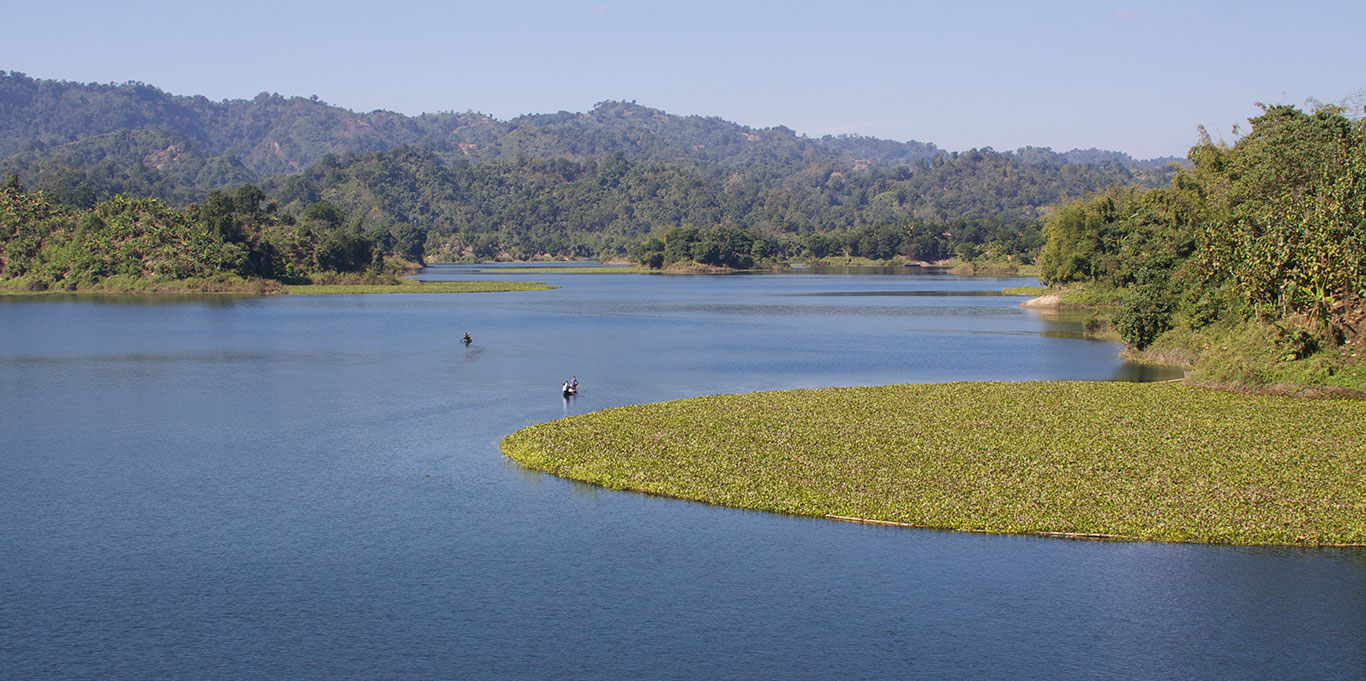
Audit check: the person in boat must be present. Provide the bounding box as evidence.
[562,380,572,395]
[462,332,472,345]
[570,376,578,390]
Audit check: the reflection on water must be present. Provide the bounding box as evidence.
[1036,309,1103,341]
[0,293,250,307]
[1113,362,1186,382]
[1034,308,1096,324]
[1040,329,1090,340]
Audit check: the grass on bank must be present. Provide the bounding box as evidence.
[1026,284,1366,395]
[1138,321,1366,395]
[1,273,558,296]
[502,381,1365,546]
[0,272,286,295]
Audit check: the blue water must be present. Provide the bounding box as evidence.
[1,267,1361,680]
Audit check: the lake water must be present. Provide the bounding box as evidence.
[2,266,1361,680]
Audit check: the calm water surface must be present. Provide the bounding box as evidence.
[1,267,1361,680]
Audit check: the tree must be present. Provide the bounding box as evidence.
[301,200,344,228]
[313,227,375,272]
[391,224,426,263]
[234,184,265,215]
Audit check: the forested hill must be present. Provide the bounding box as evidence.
[0,71,485,178]
[1,71,1182,205]
[0,71,937,180]
[260,141,1168,261]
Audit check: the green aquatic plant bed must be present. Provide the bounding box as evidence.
[502,382,1366,546]
[286,280,556,294]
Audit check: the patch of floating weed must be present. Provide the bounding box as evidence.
[501,382,1365,546]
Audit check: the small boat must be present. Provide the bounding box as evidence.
[562,382,578,397]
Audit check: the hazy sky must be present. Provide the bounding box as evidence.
[3,0,1362,158]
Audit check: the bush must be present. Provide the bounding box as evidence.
[1274,321,1320,361]
[1114,286,1174,350]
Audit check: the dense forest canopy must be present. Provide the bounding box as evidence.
[0,176,413,291]
[0,71,1187,267]
[9,70,1273,284]
[257,142,1146,263]
[0,72,1182,177]
[1037,103,1365,389]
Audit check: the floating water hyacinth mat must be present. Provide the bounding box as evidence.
[501,381,1366,546]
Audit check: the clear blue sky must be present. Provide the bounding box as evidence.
[3,0,1362,159]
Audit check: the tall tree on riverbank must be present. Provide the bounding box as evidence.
[1037,102,1365,387]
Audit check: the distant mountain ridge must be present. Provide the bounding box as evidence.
[1,70,1193,265]
[0,71,486,177]
[0,70,1182,203]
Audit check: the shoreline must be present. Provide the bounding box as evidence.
[1020,289,1366,398]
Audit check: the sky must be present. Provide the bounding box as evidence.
[3,0,1363,159]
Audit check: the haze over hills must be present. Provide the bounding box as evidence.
[0,70,1192,264]
[0,71,1181,193]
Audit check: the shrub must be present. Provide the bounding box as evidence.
[1114,286,1174,350]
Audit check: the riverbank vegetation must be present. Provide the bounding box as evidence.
[0,180,497,294]
[502,381,1365,546]
[631,219,1044,272]
[1036,103,1366,393]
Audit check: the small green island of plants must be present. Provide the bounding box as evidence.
[502,381,1365,546]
